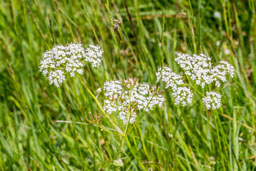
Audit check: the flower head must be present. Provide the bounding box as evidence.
[172,87,193,106]
[211,61,234,87]
[103,78,165,124]
[175,53,213,88]
[156,66,184,91]
[40,43,103,86]
[103,80,123,99]
[175,53,234,88]
[85,44,104,67]
[156,53,233,109]
[202,91,221,110]
[156,66,192,106]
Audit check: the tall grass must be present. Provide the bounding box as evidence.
[0,0,256,170]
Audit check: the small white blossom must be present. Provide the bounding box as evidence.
[156,66,184,91]
[103,80,123,99]
[85,44,104,67]
[132,83,165,112]
[48,70,65,87]
[202,91,221,110]
[157,53,233,108]
[113,159,124,167]
[224,48,230,55]
[210,61,234,87]
[119,109,137,125]
[216,41,221,47]
[156,66,192,106]
[96,88,102,94]
[40,43,103,86]
[214,11,221,19]
[172,87,193,106]
[175,53,213,88]
[175,53,234,88]
[102,78,165,124]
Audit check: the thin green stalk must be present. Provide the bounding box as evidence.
[213,110,226,169]
[55,120,116,135]
[125,136,147,170]
[135,124,149,160]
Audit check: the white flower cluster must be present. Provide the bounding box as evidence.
[172,87,193,106]
[156,66,193,106]
[103,78,165,124]
[85,44,104,67]
[156,67,184,90]
[175,53,213,88]
[202,91,221,109]
[175,53,234,88]
[40,43,103,87]
[157,53,234,109]
[210,61,234,87]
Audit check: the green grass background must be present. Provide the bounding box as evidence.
[0,0,256,170]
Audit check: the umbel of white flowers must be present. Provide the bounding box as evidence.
[202,91,221,110]
[39,43,103,87]
[156,67,193,106]
[102,78,165,124]
[157,53,234,109]
[175,53,234,88]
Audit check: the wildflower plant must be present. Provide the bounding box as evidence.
[102,78,165,124]
[39,43,103,87]
[157,53,234,109]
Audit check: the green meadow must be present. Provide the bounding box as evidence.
[0,0,256,170]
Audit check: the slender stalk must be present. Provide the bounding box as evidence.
[213,110,226,168]
[125,136,147,170]
[117,89,133,157]
[183,83,205,97]
[55,120,115,134]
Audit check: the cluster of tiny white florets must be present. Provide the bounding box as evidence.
[103,78,165,124]
[85,44,104,67]
[202,91,222,109]
[157,53,234,109]
[40,43,103,87]
[175,52,234,88]
[156,66,193,106]
[175,53,213,88]
[156,66,184,91]
[210,61,234,87]
[172,87,193,106]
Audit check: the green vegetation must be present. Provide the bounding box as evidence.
[0,0,256,170]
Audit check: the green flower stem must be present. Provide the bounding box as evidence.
[183,83,205,97]
[213,109,226,166]
[183,74,206,98]
[124,90,132,135]
[55,120,115,134]
[125,136,147,170]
